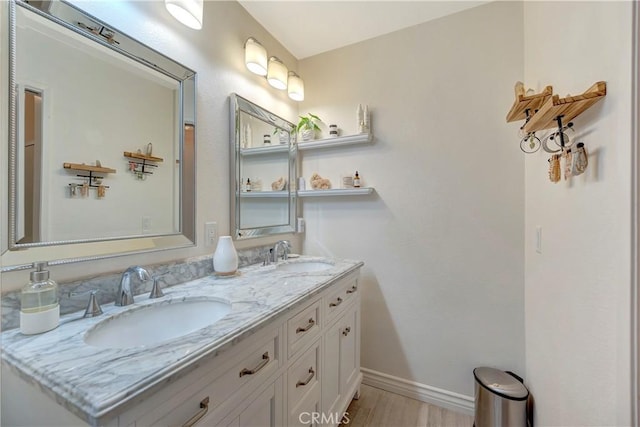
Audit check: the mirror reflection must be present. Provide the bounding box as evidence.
[230,94,296,239]
[4,0,196,268]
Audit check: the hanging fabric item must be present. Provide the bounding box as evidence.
[548,154,561,183]
[562,148,572,180]
[571,143,588,176]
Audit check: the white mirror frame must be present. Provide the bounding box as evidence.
[229,94,297,240]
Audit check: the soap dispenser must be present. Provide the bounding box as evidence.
[20,262,59,335]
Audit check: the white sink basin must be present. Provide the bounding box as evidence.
[276,261,333,273]
[84,299,231,349]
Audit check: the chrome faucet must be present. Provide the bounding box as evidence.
[272,240,291,262]
[115,266,151,306]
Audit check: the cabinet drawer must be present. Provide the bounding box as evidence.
[133,328,281,426]
[208,333,279,405]
[287,339,321,418]
[287,300,321,358]
[324,273,359,324]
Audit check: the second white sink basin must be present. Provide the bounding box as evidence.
[276,261,333,273]
[84,299,231,349]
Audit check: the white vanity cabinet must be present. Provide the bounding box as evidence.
[1,267,362,427]
[132,270,361,427]
[321,283,361,427]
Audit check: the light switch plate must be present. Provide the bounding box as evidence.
[205,222,217,247]
[142,216,151,233]
[535,226,542,254]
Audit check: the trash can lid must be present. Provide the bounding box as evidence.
[473,367,529,400]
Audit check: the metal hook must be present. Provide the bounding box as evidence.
[555,116,566,148]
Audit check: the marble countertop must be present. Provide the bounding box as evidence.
[0,256,363,426]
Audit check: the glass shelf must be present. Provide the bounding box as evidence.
[240,145,289,156]
[297,188,374,197]
[239,191,289,198]
[297,133,373,151]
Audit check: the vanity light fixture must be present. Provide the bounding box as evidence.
[244,38,304,101]
[165,0,203,30]
[244,37,268,76]
[267,56,288,90]
[287,71,304,101]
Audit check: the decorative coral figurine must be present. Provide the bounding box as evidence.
[271,176,287,191]
[310,173,331,190]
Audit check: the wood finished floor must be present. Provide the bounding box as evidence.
[341,384,473,427]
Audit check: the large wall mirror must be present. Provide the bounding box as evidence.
[2,0,196,270]
[230,94,296,239]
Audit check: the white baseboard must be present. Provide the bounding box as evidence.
[361,367,475,416]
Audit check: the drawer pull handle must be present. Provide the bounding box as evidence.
[342,326,351,337]
[329,297,343,307]
[239,352,270,377]
[296,318,316,333]
[296,367,315,388]
[181,396,209,427]
[346,285,358,294]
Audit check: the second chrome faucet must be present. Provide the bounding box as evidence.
[272,240,291,262]
[115,266,151,306]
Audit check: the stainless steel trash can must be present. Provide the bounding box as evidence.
[473,367,530,427]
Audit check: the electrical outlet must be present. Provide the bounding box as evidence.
[297,217,305,233]
[205,222,217,247]
[142,216,151,233]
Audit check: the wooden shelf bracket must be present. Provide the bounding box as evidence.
[63,162,115,198]
[523,81,606,133]
[506,82,553,123]
[124,151,164,180]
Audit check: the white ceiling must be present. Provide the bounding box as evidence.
[238,1,489,59]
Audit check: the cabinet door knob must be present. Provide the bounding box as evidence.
[239,352,270,377]
[181,396,210,427]
[346,285,358,294]
[342,326,351,337]
[296,367,315,388]
[296,318,316,333]
[329,297,343,307]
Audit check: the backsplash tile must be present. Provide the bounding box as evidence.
[1,244,274,331]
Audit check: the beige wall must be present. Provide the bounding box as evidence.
[0,1,302,289]
[298,1,525,397]
[523,1,633,425]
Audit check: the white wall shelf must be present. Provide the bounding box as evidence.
[297,133,373,151]
[239,191,289,198]
[297,188,374,198]
[240,145,289,156]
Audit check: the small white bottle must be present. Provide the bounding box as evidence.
[20,262,59,335]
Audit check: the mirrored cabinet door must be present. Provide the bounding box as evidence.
[230,94,296,239]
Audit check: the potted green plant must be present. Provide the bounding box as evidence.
[272,127,290,145]
[296,113,322,141]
